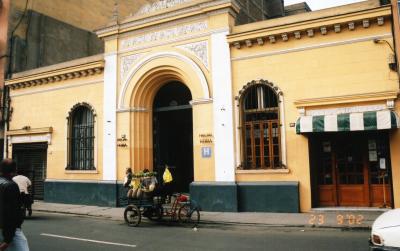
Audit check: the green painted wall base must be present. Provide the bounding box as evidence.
[44,180,300,212]
[190,181,299,213]
[44,181,118,207]
[237,182,299,213]
[190,182,238,212]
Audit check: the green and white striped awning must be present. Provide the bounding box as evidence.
[296,110,400,134]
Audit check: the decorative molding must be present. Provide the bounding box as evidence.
[116,107,149,113]
[118,51,210,109]
[305,104,387,116]
[190,98,213,105]
[236,79,283,100]
[7,127,53,136]
[8,133,52,145]
[348,22,355,30]
[320,26,328,35]
[6,61,104,90]
[257,37,264,45]
[231,33,392,62]
[120,21,208,50]
[377,17,384,26]
[269,35,276,43]
[120,53,146,82]
[294,91,398,108]
[307,29,314,37]
[334,24,341,33]
[245,39,252,47]
[65,170,99,174]
[176,40,209,69]
[387,99,395,109]
[235,169,290,174]
[134,0,192,17]
[67,102,97,118]
[10,80,102,98]
[363,19,370,28]
[118,27,229,54]
[229,15,388,49]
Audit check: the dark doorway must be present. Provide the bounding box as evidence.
[309,131,393,207]
[12,143,48,200]
[153,82,194,193]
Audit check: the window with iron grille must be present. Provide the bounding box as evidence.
[67,104,95,170]
[241,84,281,169]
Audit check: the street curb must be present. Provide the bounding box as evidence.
[32,209,371,230]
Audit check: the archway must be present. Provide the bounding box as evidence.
[118,51,211,186]
[153,82,193,192]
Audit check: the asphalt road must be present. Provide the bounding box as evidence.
[21,212,370,251]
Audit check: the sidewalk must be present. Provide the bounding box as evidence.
[32,201,387,229]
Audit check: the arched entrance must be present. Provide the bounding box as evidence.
[153,82,194,192]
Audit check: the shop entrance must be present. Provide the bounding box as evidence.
[12,143,48,200]
[153,82,194,193]
[310,131,393,207]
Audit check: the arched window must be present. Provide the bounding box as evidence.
[67,104,95,170]
[241,82,281,169]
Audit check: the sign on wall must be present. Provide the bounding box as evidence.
[201,147,212,158]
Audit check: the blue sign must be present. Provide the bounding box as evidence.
[201,147,212,158]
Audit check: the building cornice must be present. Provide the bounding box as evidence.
[228,6,391,49]
[96,0,239,38]
[6,59,104,90]
[294,91,399,108]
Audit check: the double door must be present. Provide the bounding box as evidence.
[314,133,392,207]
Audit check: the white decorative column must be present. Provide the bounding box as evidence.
[103,52,117,181]
[211,30,235,182]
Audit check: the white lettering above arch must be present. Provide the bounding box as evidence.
[118,51,210,110]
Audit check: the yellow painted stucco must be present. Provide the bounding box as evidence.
[8,74,104,180]
[4,1,400,211]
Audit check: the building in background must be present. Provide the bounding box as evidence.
[391,0,400,68]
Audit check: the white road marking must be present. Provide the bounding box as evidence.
[41,233,137,248]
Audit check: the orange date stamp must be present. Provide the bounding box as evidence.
[308,214,364,226]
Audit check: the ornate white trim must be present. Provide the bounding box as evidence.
[118,51,210,109]
[8,134,51,144]
[190,98,213,105]
[121,21,208,50]
[306,104,387,116]
[134,0,192,17]
[120,53,146,82]
[176,40,209,69]
[116,107,149,113]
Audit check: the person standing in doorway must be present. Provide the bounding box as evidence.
[0,159,30,251]
[13,171,33,217]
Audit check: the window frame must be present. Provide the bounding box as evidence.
[66,103,96,171]
[236,80,286,170]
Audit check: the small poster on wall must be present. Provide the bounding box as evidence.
[380,158,386,170]
[369,151,378,162]
[201,147,212,158]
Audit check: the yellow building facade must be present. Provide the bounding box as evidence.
[5,0,400,212]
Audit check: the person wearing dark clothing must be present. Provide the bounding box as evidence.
[0,159,29,251]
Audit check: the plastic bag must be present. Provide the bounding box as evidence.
[163,166,173,184]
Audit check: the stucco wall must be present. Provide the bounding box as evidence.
[230,15,397,211]
[9,74,104,181]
